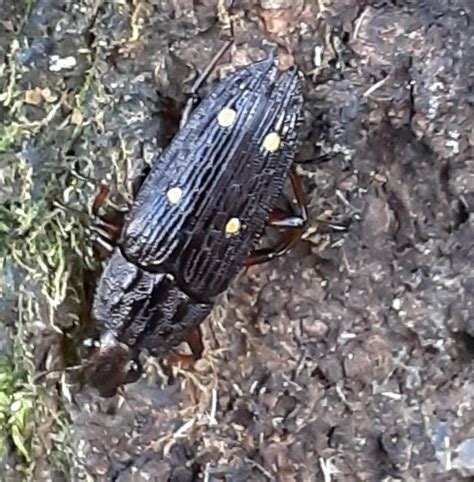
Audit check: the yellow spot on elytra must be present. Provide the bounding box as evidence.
[217,107,237,128]
[166,187,183,204]
[262,132,281,152]
[225,217,241,235]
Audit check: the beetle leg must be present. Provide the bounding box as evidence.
[91,182,124,243]
[186,326,204,361]
[93,217,122,239]
[287,166,308,224]
[90,233,114,260]
[166,353,194,366]
[89,183,125,259]
[245,168,308,266]
[244,225,304,266]
[180,38,234,128]
[166,327,204,366]
[92,182,110,217]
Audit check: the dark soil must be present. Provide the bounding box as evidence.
[1,0,473,481]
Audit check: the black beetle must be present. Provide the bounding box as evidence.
[86,49,307,396]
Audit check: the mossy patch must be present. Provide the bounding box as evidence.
[0,145,92,478]
[0,3,97,477]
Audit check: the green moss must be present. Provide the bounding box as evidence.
[0,162,90,477]
[0,108,94,480]
[0,1,103,477]
[0,124,21,154]
[0,330,35,465]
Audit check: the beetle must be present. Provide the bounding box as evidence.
[86,47,307,397]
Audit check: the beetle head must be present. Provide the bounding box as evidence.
[85,332,142,397]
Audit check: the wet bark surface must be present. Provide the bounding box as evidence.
[1,0,473,480]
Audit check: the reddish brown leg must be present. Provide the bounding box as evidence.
[92,183,110,216]
[94,217,122,240]
[92,183,123,238]
[90,183,124,258]
[187,326,204,360]
[245,168,308,267]
[166,327,204,366]
[90,234,114,260]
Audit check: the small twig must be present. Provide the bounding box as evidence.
[244,458,275,481]
[335,383,354,411]
[353,7,370,41]
[208,388,218,426]
[319,457,338,482]
[174,417,196,438]
[335,190,359,214]
[363,76,389,98]
[203,463,211,482]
